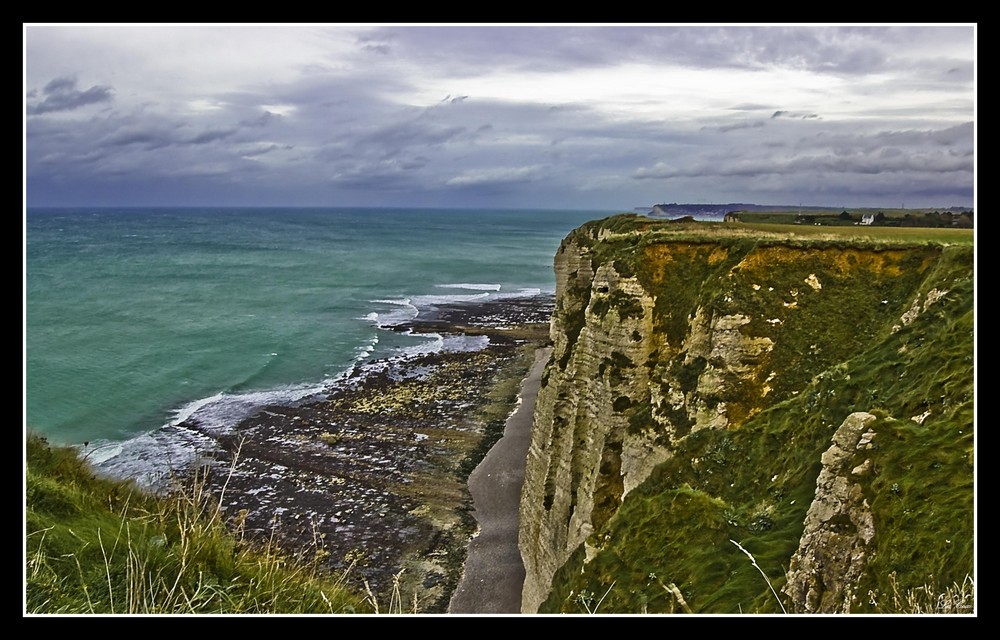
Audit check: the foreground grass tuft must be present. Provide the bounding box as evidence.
[25,433,370,614]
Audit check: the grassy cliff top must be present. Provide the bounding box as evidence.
[572,213,975,248]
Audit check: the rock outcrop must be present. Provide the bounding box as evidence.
[782,411,878,613]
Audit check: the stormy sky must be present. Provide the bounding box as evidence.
[24,24,976,210]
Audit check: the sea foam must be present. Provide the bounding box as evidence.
[436,283,503,291]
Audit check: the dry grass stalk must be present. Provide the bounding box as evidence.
[730,539,787,614]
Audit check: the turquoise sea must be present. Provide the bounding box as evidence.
[25,207,609,482]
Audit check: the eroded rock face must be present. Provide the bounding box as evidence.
[518,220,953,613]
[679,307,775,433]
[783,411,878,613]
[520,252,655,613]
[519,237,783,613]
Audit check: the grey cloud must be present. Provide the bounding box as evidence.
[633,147,972,181]
[801,122,973,155]
[240,111,277,127]
[240,143,293,158]
[402,156,430,170]
[102,122,238,149]
[43,77,76,92]
[358,25,970,85]
[772,110,820,120]
[357,33,392,55]
[707,121,766,133]
[359,121,467,157]
[328,157,429,190]
[104,126,176,150]
[730,103,774,111]
[27,76,113,114]
[632,122,973,184]
[444,165,546,188]
[188,128,238,145]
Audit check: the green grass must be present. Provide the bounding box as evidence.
[25,433,371,614]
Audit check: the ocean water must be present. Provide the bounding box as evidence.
[25,207,608,481]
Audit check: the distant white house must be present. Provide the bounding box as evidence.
[860,214,876,226]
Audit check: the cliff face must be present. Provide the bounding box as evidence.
[519,215,974,614]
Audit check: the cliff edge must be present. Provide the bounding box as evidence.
[519,215,974,614]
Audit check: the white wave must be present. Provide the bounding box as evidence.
[436,283,502,291]
[410,291,492,307]
[371,297,413,307]
[91,378,340,490]
[393,331,491,358]
[166,382,327,437]
[353,334,380,361]
[442,334,490,352]
[170,391,227,427]
[89,426,218,491]
[397,331,445,357]
[369,298,419,327]
[493,287,543,299]
[85,442,123,466]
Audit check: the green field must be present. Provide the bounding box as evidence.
[739,222,975,244]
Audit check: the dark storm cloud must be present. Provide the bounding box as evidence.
[27,76,113,114]
[25,25,975,209]
[26,98,292,193]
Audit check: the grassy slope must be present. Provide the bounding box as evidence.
[25,433,371,614]
[540,216,974,613]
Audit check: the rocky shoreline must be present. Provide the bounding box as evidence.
[177,295,553,612]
